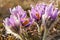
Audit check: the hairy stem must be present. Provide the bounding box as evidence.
[42,26,47,40]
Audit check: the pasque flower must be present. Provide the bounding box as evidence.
[29,2,59,21]
[45,2,59,20]
[9,5,27,18]
[3,5,27,27]
[41,2,59,40]
[29,3,46,21]
[3,5,34,30]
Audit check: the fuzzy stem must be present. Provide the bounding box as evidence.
[42,13,48,40]
[42,25,47,40]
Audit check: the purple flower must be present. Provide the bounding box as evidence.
[2,5,27,34]
[45,2,59,19]
[29,3,46,21]
[3,5,34,28]
[9,5,27,18]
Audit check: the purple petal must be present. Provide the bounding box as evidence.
[9,8,18,16]
[3,18,11,27]
[45,2,54,17]
[52,8,58,19]
[9,5,27,18]
[9,15,15,26]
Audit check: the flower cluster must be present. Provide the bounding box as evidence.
[3,5,33,27]
[3,2,59,40]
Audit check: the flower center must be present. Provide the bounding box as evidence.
[23,19,29,26]
[36,13,40,19]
